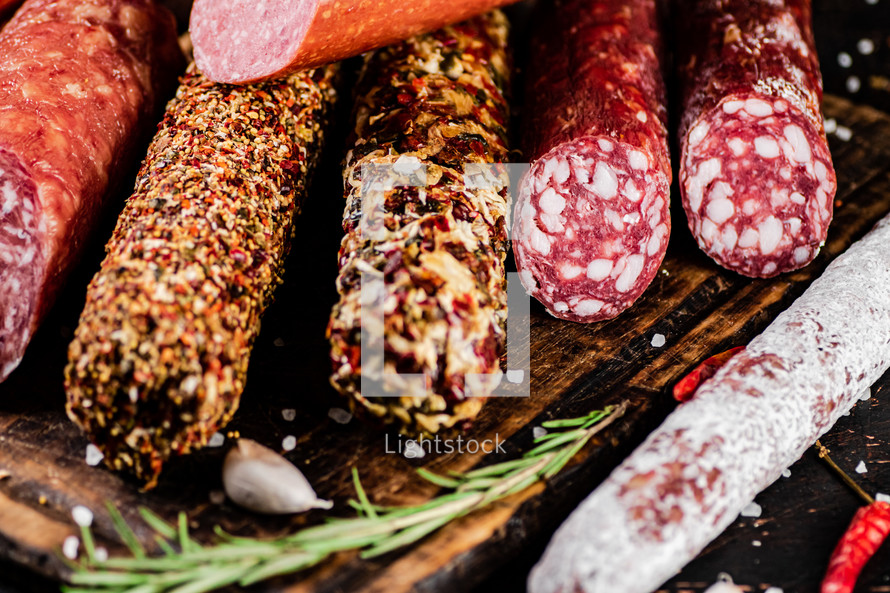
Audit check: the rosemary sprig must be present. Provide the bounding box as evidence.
[63,402,627,593]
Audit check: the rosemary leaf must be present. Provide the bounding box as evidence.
[106,502,146,560]
[352,468,378,519]
[238,551,324,586]
[138,509,177,541]
[166,562,253,593]
[361,513,455,558]
[416,468,462,489]
[459,456,539,479]
[523,430,586,457]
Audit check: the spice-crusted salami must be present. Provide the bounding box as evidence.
[328,12,510,435]
[529,215,890,592]
[676,0,837,278]
[512,0,671,323]
[0,0,182,382]
[65,63,338,488]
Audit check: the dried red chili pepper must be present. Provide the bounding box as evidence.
[816,441,890,593]
[673,346,745,402]
[821,501,890,593]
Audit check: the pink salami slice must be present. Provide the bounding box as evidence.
[189,0,516,83]
[677,0,837,278]
[513,0,671,323]
[529,209,890,593]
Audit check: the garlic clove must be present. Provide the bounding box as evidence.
[222,439,333,514]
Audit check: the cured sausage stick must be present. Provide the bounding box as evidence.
[528,216,890,592]
[65,64,338,488]
[328,12,511,436]
[0,0,182,382]
[513,0,671,323]
[676,0,837,278]
[189,0,517,84]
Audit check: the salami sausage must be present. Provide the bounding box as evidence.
[0,0,182,383]
[512,0,671,323]
[189,0,516,84]
[528,215,890,592]
[676,0,837,278]
[65,64,338,488]
[328,12,511,436]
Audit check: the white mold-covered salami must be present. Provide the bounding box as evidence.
[528,212,890,592]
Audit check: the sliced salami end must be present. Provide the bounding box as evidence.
[190,0,514,83]
[513,137,670,323]
[681,93,837,278]
[191,0,318,84]
[0,150,44,381]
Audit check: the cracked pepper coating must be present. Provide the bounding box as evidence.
[328,11,511,436]
[65,63,337,488]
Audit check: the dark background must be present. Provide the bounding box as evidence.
[1,1,890,592]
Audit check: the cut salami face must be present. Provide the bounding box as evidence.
[190,0,516,83]
[513,0,671,323]
[0,0,183,383]
[676,0,837,278]
[529,210,890,593]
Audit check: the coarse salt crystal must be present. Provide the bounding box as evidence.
[765,587,783,593]
[782,468,791,478]
[95,547,108,562]
[651,333,666,348]
[836,126,853,142]
[281,408,296,421]
[847,76,862,93]
[506,369,525,384]
[838,52,852,68]
[72,505,93,527]
[824,118,837,134]
[62,535,79,560]
[209,490,226,505]
[328,407,353,424]
[533,426,548,439]
[85,444,104,466]
[855,460,867,474]
[875,492,890,504]
[741,501,762,518]
[859,386,872,401]
[207,432,225,447]
[704,574,744,593]
[752,540,762,547]
[282,435,297,451]
[857,38,875,55]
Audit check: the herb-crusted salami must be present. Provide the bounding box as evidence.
[529,214,890,593]
[0,0,182,382]
[676,0,837,278]
[512,0,671,323]
[64,64,338,488]
[328,12,511,435]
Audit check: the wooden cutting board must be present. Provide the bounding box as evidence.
[0,94,888,593]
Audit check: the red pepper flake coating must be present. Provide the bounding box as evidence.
[64,63,338,488]
[513,0,671,323]
[327,11,511,436]
[675,0,837,278]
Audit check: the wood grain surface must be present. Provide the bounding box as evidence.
[0,94,888,593]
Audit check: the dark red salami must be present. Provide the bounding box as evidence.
[676,0,837,278]
[0,0,183,382]
[513,0,671,323]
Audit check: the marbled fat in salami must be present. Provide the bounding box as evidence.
[676,0,837,278]
[0,0,183,382]
[513,0,671,323]
[529,212,890,593]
